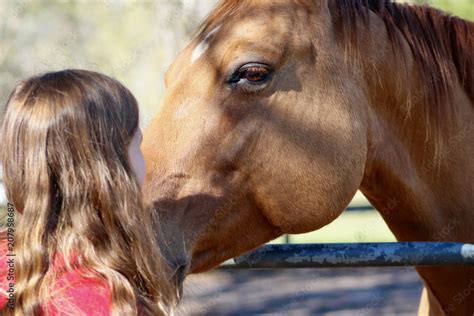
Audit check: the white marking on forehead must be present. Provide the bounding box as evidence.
[191,26,221,64]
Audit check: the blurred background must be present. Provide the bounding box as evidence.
[0,1,472,314]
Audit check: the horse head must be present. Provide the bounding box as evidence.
[143,0,368,275]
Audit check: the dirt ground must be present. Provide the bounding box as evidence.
[179,267,423,315]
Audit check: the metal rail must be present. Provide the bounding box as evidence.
[220,242,474,269]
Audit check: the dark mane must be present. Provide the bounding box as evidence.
[198,0,473,148]
[335,0,473,141]
[339,0,472,95]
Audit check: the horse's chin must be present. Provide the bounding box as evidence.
[188,248,223,274]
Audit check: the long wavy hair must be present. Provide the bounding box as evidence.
[0,69,177,315]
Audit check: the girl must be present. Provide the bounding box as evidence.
[0,70,177,315]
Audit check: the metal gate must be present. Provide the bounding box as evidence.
[221,242,474,269]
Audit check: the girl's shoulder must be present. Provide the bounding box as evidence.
[44,266,112,315]
[0,237,113,315]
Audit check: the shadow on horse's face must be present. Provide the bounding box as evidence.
[143,0,368,275]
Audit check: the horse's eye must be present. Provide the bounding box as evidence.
[241,66,270,82]
[228,63,273,92]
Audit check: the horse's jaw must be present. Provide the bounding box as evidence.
[150,183,283,278]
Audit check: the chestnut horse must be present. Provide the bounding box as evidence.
[142,0,473,314]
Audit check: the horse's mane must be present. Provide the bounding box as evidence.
[335,0,473,148]
[199,0,473,147]
[337,0,473,99]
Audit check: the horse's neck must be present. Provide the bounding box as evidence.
[360,110,474,243]
[357,13,474,243]
[359,61,474,314]
[352,8,474,313]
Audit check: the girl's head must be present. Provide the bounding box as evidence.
[1,69,176,315]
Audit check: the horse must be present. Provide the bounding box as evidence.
[142,0,474,314]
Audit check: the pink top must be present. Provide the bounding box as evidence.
[0,239,112,315]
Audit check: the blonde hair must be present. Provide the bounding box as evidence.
[1,69,177,315]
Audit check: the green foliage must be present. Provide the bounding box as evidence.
[408,0,473,20]
[0,1,215,128]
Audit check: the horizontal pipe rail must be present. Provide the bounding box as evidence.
[220,242,474,269]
